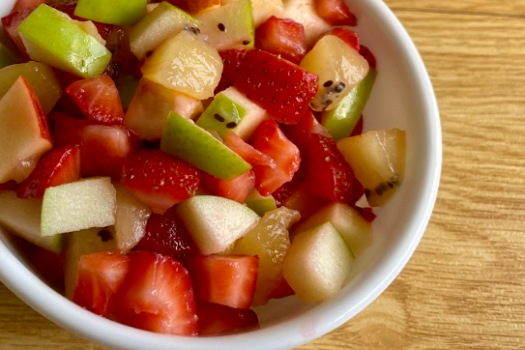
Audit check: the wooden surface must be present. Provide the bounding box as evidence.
[2,0,525,349]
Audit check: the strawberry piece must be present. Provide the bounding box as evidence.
[224,132,276,168]
[51,112,90,145]
[235,50,318,124]
[269,277,295,299]
[251,120,301,195]
[202,170,255,203]
[255,16,306,65]
[12,0,47,12]
[1,8,34,58]
[350,115,364,137]
[197,302,259,336]
[31,247,65,287]
[281,111,331,156]
[65,75,125,126]
[134,205,198,259]
[0,181,18,192]
[115,251,198,336]
[314,0,357,26]
[308,134,363,205]
[326,28,360,51]
[73,251,131,317]
[354,206,376,223]
[122,150,201,214]
[186,255,258,309]
[17,145,81,199]
[360,45,377,70]
[215,49,249,94]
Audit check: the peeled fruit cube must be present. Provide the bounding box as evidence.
[18,5,112,78]
[281,0,331,46]
[224,0,283,28]
[175,195,260,255]
[283,222,353,303]
[130,2,201,60]
[197,0,254,51]
[301,34,369,111]
[196,91,247,140]
[232,206,300,306]
[142,30,223,100]
[0,191,62,254]
[41,177,117,237]
[74,0,147,26]
[0,42,20,69]
[337,129,406,207]
[244,188,277,216]
[293,203,371,258]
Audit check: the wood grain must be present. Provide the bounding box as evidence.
[2,1,525,349]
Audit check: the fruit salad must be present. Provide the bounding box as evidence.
[0,0,406,337]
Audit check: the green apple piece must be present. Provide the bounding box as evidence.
[197,0,254,51]
[0,61,62,115]
[321,69,377,141]
[0,42,20,69]
[196,92,246,140]
[293,203,371,258]
[0,76,53,183]
[244,188,277,216]
[74,0,147,25]
[130,1,201,60]
[175,195,259,255]
[116,75,140,110]
[0,191,63,254]
[161,111,252,180]
[223,0,283,28]
[41,177,117,237]
[74,20,106,45]
[18,5,112,78]
[284,222,353,303]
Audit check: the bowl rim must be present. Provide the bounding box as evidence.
[0,0,442,349]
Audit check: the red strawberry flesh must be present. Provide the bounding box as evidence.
[255,16,306,65]
[197,302,259,336]
[314,0,357,26]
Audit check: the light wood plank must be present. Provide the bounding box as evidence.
[385,0,525,16]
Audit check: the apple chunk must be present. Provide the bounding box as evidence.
[74,0,147,26]
[41,177,117,237]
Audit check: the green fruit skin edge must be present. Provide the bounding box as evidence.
[74,0,147,26]
[196,93,247,140]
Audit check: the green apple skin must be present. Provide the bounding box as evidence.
[196,92,247,140]
[321,69,377,141]
[161,112,252,180]
[74,0,147,26]
[244,189,277,216]
[0,42,20,69]
[18,5,112,78]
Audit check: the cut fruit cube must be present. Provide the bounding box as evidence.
[0,42,20,69]
[74,20,106,46]
[41,177,117,237]
[196,91,247,140]
[244,188,277,216]
[202,170,255,203]
[255,16,306,64]
[74,0,147,26]
[215,49,248,94]
[223,0,283,28]
[1,8,34,59]
[197,302,259,336]
[313,0,357,26]
[175,195,260,255]
[283,222,353,303]
[337,129,406,207]
[281,110,331,156]
[142,30,223,100]
[280,0,331,47]
[268,277,295,299]
[13,0,47,12]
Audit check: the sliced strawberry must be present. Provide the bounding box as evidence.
[314,0,357,26]
[51,112,90,146]
[325,28,360,51]
[215,49,249,94]
[360,45,377,70]
[251,120,301,195]
[235,50,318,124]
[269,277,295,299]
[354,206,376,223]
[202,170,255,204]
[186,255,258,309]
[134,205,198,259]
[197,302,259,336]
[122,150,201,214]
[350,115,364,137]
[73,251,131,317]
[31,247,65,287]
[281,111,331,156]
[308,134,363,204]
[12,0,47,12]
[115,251,198,336]
[224,132,276,168]
[65,75,125,126]
[255,16,306,65]
[280,181,329,220]
[1,8,34,58]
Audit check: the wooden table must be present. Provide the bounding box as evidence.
[2,0,525,349]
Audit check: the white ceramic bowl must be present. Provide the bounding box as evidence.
[0,0,441,349]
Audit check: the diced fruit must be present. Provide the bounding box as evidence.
[130,2,201,60]
[65,75,125,125]
[74,20,106,45]
[255,16,306,64]
[223,131,276,168]
[188,0,221,15]
[244,188,277,216]
[215,49,247,93]
[17,145,81,199]
[73,251,131,316]
[0,76,52,183]
[308,134,363,205]
[325,28,359,51]
[160,0,189,13]
[125,78,204,141]
[175,196,259,255]
[186,255,258,309]
[321,69,377,140]
[161,112,252,180]
[202,171,255,203]
[314,0,356,26]
[41,177,117,237]
[293,203,372,258]
[116,75,140,110]
[13,0,47,12]
[0,191,63,253]
[112,182,152,253]
[0,61,62,115]
[301,35,369,111]
[268,277,295,299]
[235,50,318,124]
[121,149,201,214]
[197,302,259,336]
[337,129,406,207]
[103,26,141,81]
[351,115,364,137]
[280,0,331,47]
[360,45,377,70]
[1,8,34,58]
[51,112,90,146]
[278,181,329,221]
[0,42,20,69]
[251,120,301,195]
[283,222,353,303]
[232,207,300,306]
[142,30,223,100]
[196,92,247,140]
[134,205,198,259]
[355,206,376,222]
[115,251,198,336]
[18,5,112,78]
[281,110,330,156]
[223,0,283,28]
[74,0,147,26]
